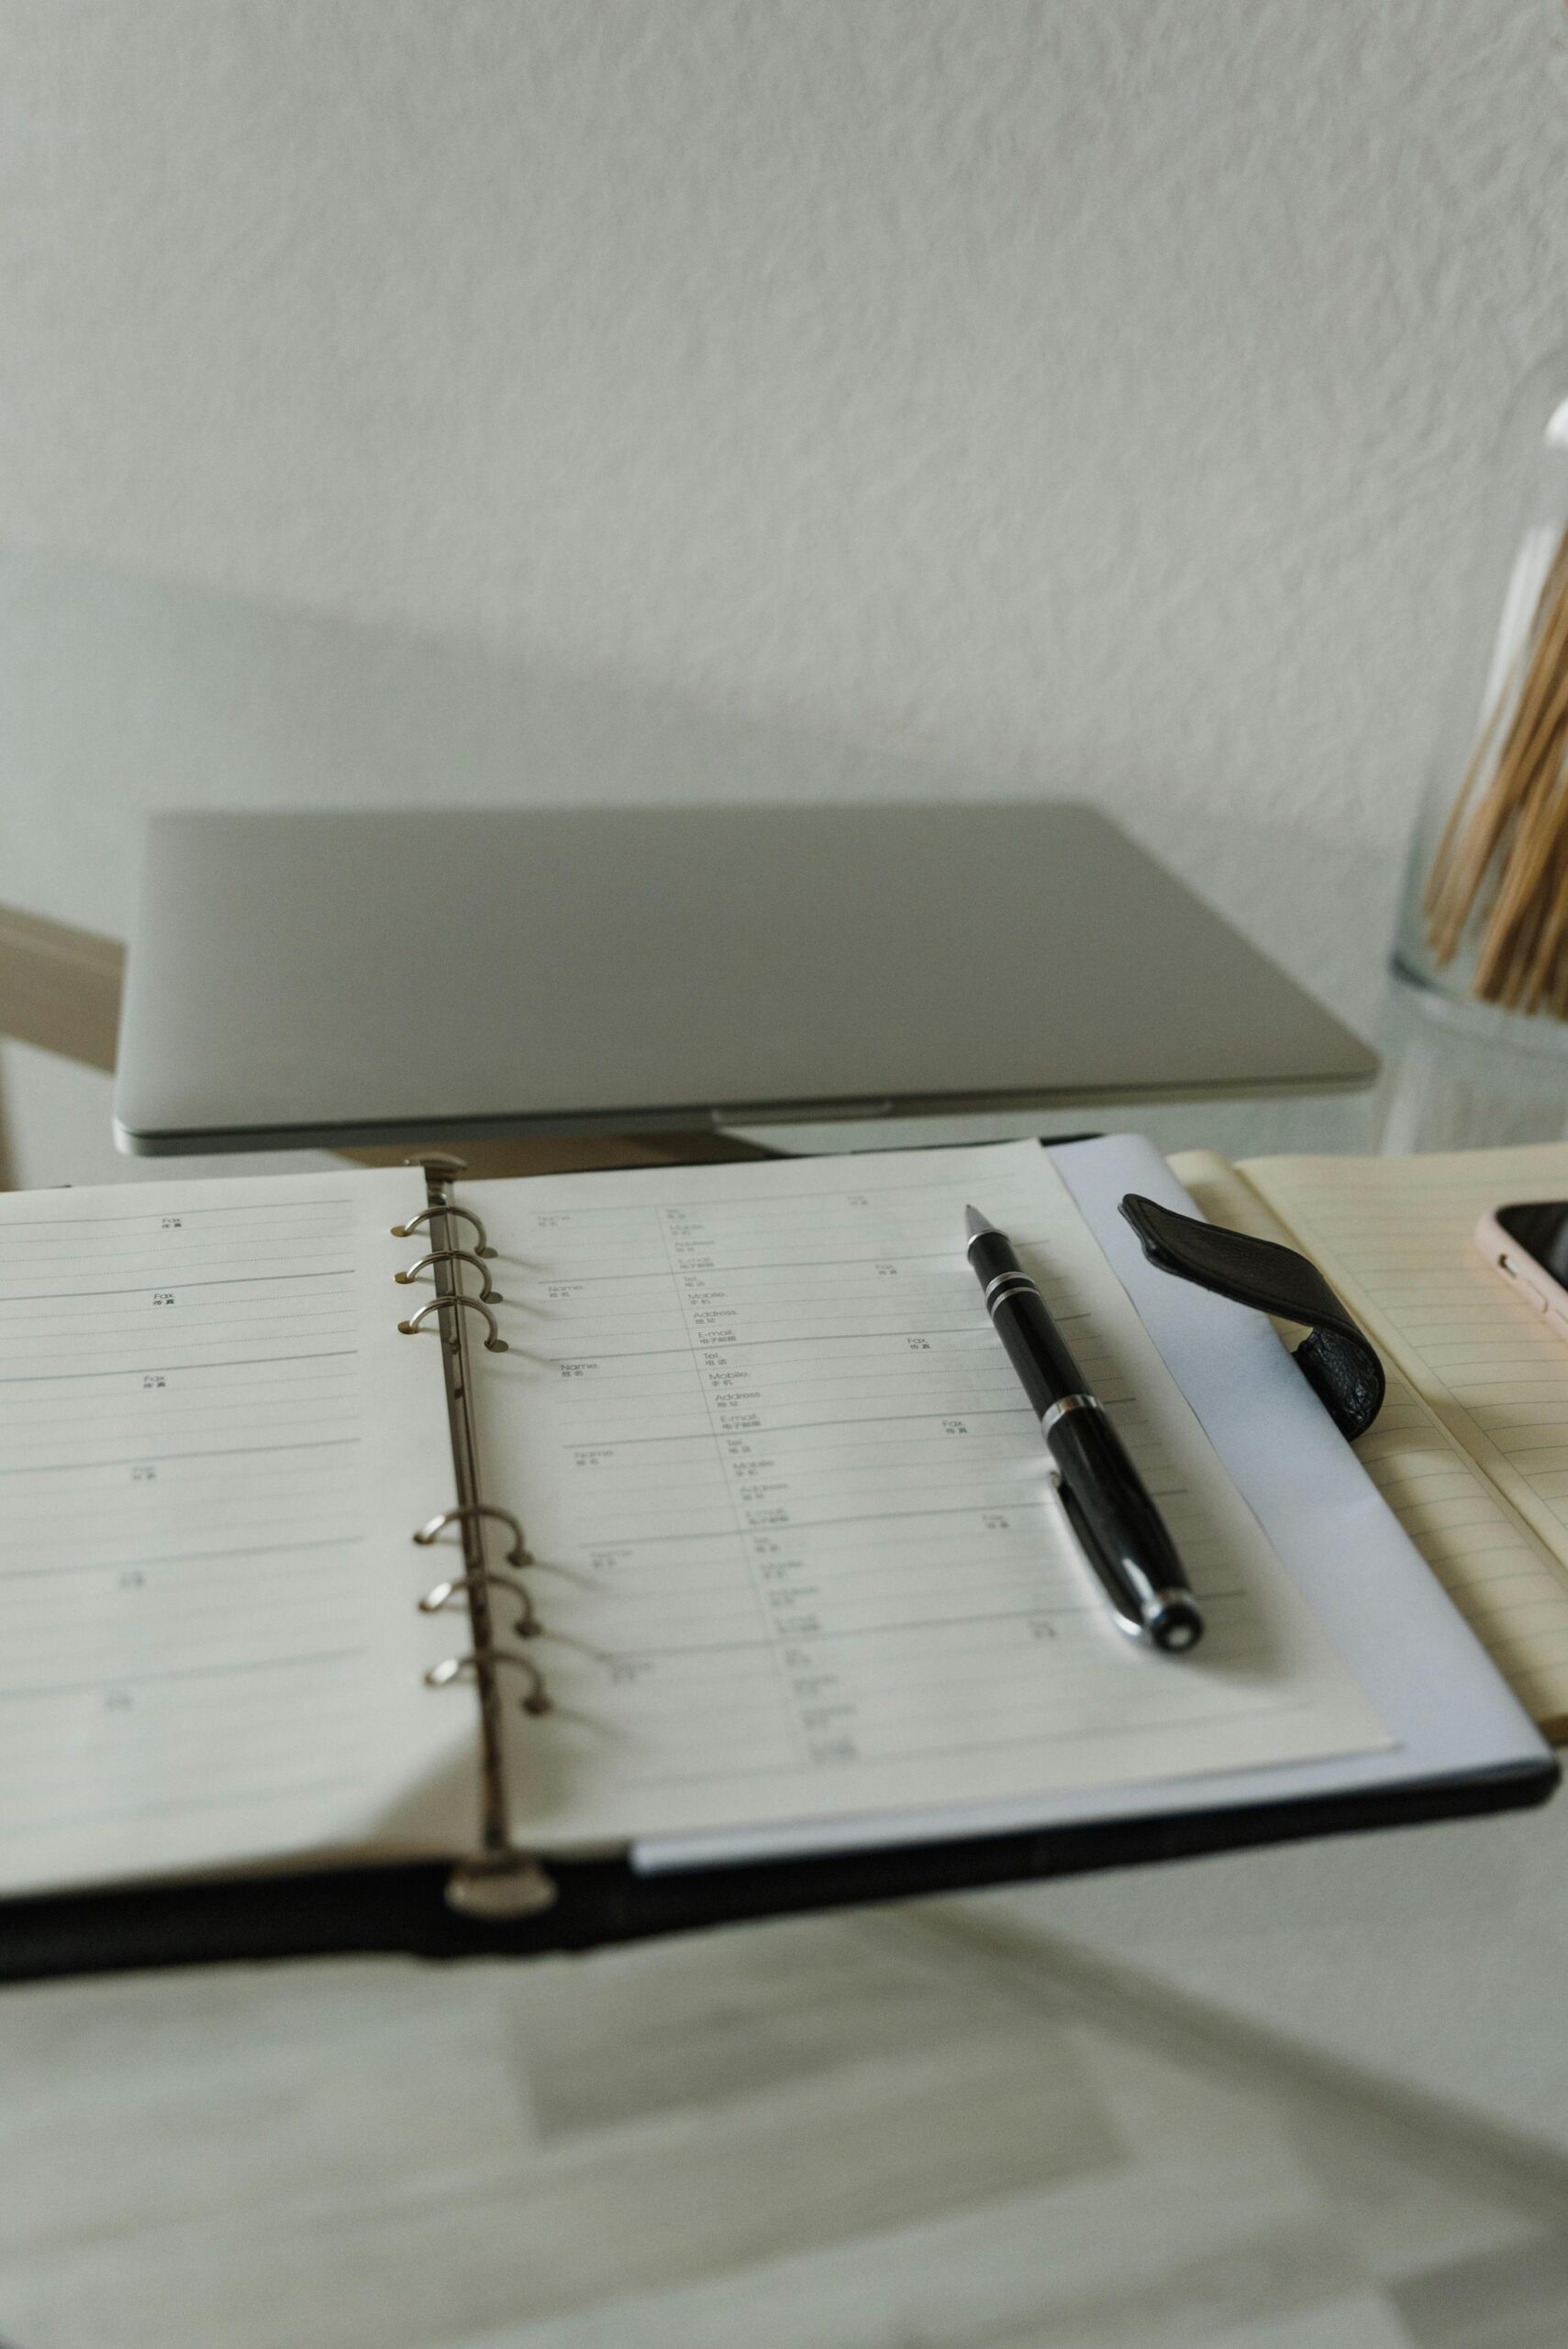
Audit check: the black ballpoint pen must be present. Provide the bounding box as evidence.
[964,1205,1205,1653]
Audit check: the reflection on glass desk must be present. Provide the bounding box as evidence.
[5,1901,1565,2349]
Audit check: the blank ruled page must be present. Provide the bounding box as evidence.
[473,1141,1390,1851]
[1236,1144,1568,1735]
[0,1169,474,1894]
[1174,1150,1568,1738]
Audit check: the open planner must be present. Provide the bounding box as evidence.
[0,1134,1553,1978]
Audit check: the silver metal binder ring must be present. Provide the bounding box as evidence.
[419,1572,540,1639]
[1040,1393,1101,1437]
[390,1204,496,1257]
[398,1295,508,1351]
[413,1505,529,1567]
[984,1269,1040,1309]
[426,1651,550,1715]
[395,1248,504,1302]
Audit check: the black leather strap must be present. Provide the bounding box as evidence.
[1118,1193,1385,1442]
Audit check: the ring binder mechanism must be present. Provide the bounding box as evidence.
[419,1572,541,1641]
[392,1201,496,1257]
[426,1651,550,1710]
[399,1293,508,1352]
[396,1249,504,1302]
[396,1155,556,1921]
[413,1505,529,1564]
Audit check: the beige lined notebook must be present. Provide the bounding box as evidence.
[1171,1142,1568,1742]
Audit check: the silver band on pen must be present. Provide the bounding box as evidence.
[984,1269,1040,1311]
[1040,1392,1102,1437]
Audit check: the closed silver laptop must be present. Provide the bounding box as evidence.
[114,802,1374,1153]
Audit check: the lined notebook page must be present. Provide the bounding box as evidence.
[0,1168,474,1896]
[472,1141,1390,1851]
[1173,1149,1568,1739]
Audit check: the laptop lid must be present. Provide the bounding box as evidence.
[114,802,1375,1153]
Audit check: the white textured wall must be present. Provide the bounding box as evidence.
[4,0,1568,879]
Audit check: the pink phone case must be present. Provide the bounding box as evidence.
[1475,1207,1568,1338]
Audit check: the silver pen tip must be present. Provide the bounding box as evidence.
[964,1205,997,1240]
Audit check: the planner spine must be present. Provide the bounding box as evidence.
[394,1155,557,1919]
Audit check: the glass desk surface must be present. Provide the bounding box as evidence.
[12,545,1568,2343]
[7,1063,1568,2349]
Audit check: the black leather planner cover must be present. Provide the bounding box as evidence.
[0,1753,1551,1984]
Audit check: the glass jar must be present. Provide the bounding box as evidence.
[1393,351,1568,1050]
